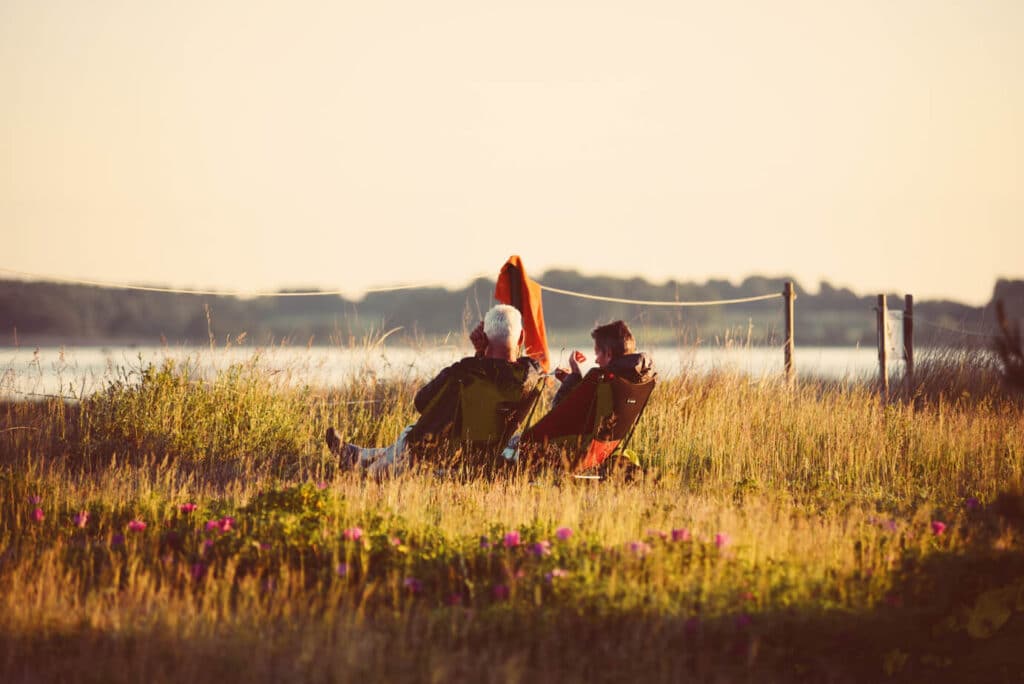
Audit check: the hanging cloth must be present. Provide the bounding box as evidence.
[494,255,551,373]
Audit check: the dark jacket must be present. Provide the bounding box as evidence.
[411,356,543,440]
[552,352,655,407]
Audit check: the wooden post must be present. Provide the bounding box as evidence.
[877,294,888,398]
[903,294,914,380]
[783,282,796,385]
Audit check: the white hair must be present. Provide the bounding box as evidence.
[484,304,523,348]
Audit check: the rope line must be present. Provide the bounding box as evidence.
[0,268,477,298]
[915,318,996,340]
[4,266,787,308]
[537,284,782,307]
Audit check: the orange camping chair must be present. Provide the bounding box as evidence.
[514,368,656,474]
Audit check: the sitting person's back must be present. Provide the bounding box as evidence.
[327,304,541,477]
[552,320,654,407]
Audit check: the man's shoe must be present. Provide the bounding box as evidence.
[326,427,360,469]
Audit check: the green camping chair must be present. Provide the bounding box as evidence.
[405,362,543,471]
[512,368,656,474]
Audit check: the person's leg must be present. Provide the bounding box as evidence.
[366,426,414,478]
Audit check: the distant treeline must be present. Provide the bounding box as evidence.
[2,273,1022,348]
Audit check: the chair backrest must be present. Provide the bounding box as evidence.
[406,361,542,463]
[519,368,656,472]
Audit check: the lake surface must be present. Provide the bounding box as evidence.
[1,344,902,400]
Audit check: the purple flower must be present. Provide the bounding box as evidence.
[965,497,980,511]
[503,531,521,548]
[531,540,552,557]
[556,527,573,541]
[31,507,44,523]
[403,577,423,593]
[179,503,197,513]
[492,584,510,601]
[205,519,221,532]
[128,520,146,532]
[111,533,125,547]
[628,541,652,557]
[714,533,730,549]
[342,527,363,542]
[73,511,89,528]
[336,563,348,577]
[931,520,947,536]
[190,562,206,581]
[218,517,234,533]
[671,528,691,542]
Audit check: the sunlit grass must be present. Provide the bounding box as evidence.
[1,348,1022,682]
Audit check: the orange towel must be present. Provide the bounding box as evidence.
[494,256,550,373]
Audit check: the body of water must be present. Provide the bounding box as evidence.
[1,344,898,399]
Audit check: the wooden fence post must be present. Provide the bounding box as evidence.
[783,282,796,385]
[904,294,914,380]
[877,294,889,399]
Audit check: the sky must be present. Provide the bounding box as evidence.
[2,1,1022,306]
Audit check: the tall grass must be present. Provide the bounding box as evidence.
[1,350,1022,682]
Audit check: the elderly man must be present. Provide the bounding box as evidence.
[326,304,542,477]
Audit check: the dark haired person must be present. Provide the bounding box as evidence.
[552,320,655,407]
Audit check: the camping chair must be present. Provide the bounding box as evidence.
[512,368,657,475]
[405,363,543,472]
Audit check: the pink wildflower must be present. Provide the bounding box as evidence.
[73,511,89,528]
[32,507,44,523]
[342,527,363,542]
[316,481,328,490]
[531,540,552,557]
[403,577,423,593]
[647,529,668,540]
[179,503,197,513]
[218,517,234,533]
[503,530,521,548]
[965,497,980,511]
[205,519,221,532]
[714,533,731,549]
[128,520,146,532]
[28,495,41,505]
[556,527,573,541]
[492,584,510,601]
[544,568,569,583]
[203,539,214,552]
[931,520,947,536]
[628,540,652,557]
[336,562,348,577]
[671,528,691,542]
[390,536,402,547]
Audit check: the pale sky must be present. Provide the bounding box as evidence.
[2,1,1022,305]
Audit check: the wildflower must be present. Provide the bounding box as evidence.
[218,517,234,533]
[931,520,947,536]
[503,530,521,548]
[965,497,980,511]
[479,536,491,549]
[179,503,197,513]
[647,529,668,540]
[714,533,731,549]
[128,520,146,532]
[628,540,652,557]
[316,481,328,490]
[492,584,510,601]
[335,563,348,578]
[205,520,221,532]
[28,495,41,505]
[111,534,125,547]
[342,527,363,542]
[544,568,569,583]
[403,577,423,594]
[885,519,898,533]
[390,536,402,547]
[32,507,44,523]
[73,511,89,528]
[190,562,206,581]
[555,527,573,541]
[531,540,552,557]
[671,528,691,542]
